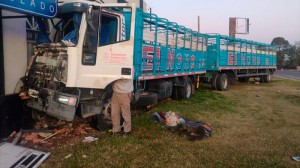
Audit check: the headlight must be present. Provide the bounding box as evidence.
[28,89,39,98]
[55,94,77,106]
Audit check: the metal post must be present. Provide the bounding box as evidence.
[296,45,299,70]
[198,16,200,33]
[140,0,143,9]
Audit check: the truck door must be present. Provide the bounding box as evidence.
[77,5,135,89]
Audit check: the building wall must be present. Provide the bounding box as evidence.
[2,10,27,95]
[103,0,148,11]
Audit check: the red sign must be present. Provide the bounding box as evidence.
[228,53,237,65]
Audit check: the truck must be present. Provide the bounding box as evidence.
[20,0,276,122]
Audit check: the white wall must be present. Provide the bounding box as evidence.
[103,0,148,11]
[2,10,27,95]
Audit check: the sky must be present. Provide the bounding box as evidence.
[144,0,300,44]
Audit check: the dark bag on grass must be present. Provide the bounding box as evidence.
[182,121,212,141]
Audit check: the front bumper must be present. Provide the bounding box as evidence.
[27,89,78,121]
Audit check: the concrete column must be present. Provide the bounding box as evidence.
[2,10,27,95]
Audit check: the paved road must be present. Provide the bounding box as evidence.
[274,70,300,81]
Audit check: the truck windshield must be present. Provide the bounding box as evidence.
[36,13,82,46]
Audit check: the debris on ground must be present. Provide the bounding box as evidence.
[12,130,22,144]
[292,156,300,161]
[64,154,72,159]
[152,111,212,141]
[82,136,99,143]
[0,142,50,168]
[2,114,101,151]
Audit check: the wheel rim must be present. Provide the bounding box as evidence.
[267,73,271,82]
[222,76,228,89]
[102,99,111,120]
[186,83,192,98]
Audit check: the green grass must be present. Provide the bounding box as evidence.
[41,78,300,168]
[271,77,300,87]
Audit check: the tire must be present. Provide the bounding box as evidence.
[90,98,112,131]
[216,74,229,91]
[227,74,237,85]
[211,74,219,90]
[178,78,193,99]
[259,76,264,83]
[264,73,271,83]
[136,92,158,107]
[238,77,249,82]
[171,86,180,100]
[90,113,112,132]
[260,72,271,83]
[148,80,173,100]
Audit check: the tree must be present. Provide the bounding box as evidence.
[286,45,297,69]
[271,37,290,69]
[295,41,300,68]
[271,37,290,50]
[276,50,285,69]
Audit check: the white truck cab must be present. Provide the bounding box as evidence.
[23,1,136,121]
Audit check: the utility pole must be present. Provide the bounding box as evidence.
[198,16,200,33]
[296,44,300,70]
[229,17,236,38]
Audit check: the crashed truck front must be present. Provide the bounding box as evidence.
[21,2,135,121]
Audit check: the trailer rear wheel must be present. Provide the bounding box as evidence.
[171,87,179,100]
[261,73,271,83]
[211,74,219,90]
[216,74,229,91]
[228,73,237,85]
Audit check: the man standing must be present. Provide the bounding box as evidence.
[111,79,134,135]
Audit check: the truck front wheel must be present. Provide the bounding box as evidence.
[90,99,112,132]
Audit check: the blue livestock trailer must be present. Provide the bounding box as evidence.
[206,34,277,91]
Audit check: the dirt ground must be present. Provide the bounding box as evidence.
[4,115,103,151]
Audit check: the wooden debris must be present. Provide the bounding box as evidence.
[12,131,22,145]
[41,130,62,142]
